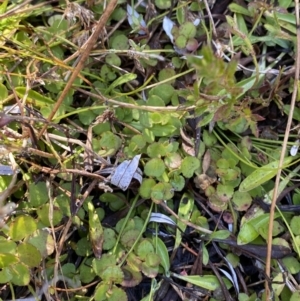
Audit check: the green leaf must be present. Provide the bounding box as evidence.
[285,105,300,121]
[9,215,37,241]
[181,156,200,178]
[0,268,12,283]
[175,193,194,249]
[282,256,300,274]
[0,82,8,100]
[28,182,48,207]
[121,229,141,248]
[151,124,178,137]
[147,142,168,158]
[290,291,300,301]
[98,131,122,156]
[92,254,117,276]
[202,245,209,265]
[237,223,259,245]
[101,266,124,284]
[137,239,155,260]
[172,273,232,290]
[144,158,166,177]
[15,87,55,107]
[37,203,63,227]
[154,237,170,273]
[78,110,97,125]
[170,174,185,191]
[0,0,8,14]
[210,230,231,240]
[291,216,300,235]
[0,238,16,253]
[232,191,252,211]
[139,178,156,198]
[228,3,253,16]
[155,0,172,9]
[0,253,18,268]
[79,258,96,284]
[17,243,41,267]
[239,156,296,192]
[179,22,196,38]
[106,73,137,94]
[151,182,174,201]
[9,263,30,286]
[94,283,110,301]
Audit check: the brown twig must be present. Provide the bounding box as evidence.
[265,1,300,299]
[38,0,118,138]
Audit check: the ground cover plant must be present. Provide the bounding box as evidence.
[1,0,300,300]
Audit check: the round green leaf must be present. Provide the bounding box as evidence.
[9,215,37,241]
[282,256,300,274]
[290,291,300,301]
[175,35,187,48]
[158,68,176,84]
[28,182,48,207]
[75,237,92,256]
[78,110,97,125]
[17,242,41,267]
[232,191,252,211]
[139,178,156,198]
[0,268,12,283]
[0,238,16,254]
[111,34,129,50]
[9,263,30,286]
[165,153,182,169]
[121,229,140,248]
[79,258,96,284]
[155,0,171,9]
[147,95,165,107]
[0,253,18,268]
[151,182,174,201]
[145,253,161,267]
[181,156,200,178]
[37,203,63,227]
[102,266,124,284]
[94,283,110,301]
[105,53,121,66]
[149,84,175,104]
[131,135,147,149]
[137,239,154,259]
[291,216,300,235]
[147,142,167,158]
[170,174,185,191]
[103,228,116,250]
[203,130,217,147]
[106,286,127,301]
[98,131,122,156]
[144,158,165,177]
[179,22,197,38]
[92,254,117,276]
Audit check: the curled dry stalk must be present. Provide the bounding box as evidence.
[265,0,300,299]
